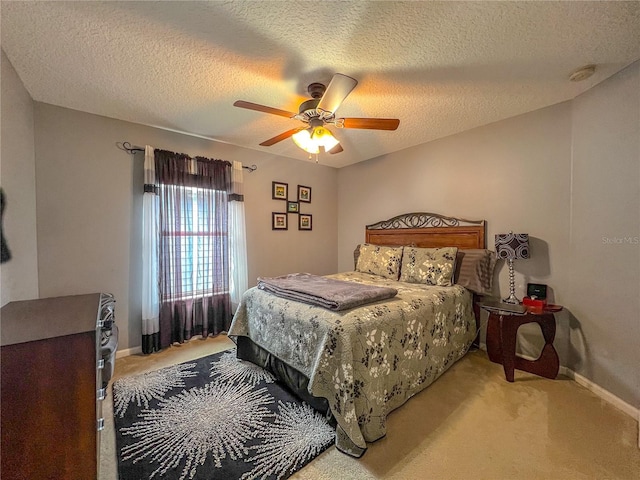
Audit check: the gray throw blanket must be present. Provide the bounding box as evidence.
[257,273,398,311]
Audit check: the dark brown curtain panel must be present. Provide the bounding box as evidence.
[151,149,232,352]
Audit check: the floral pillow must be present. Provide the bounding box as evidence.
[355,244,404,280]
[399,246,458,286]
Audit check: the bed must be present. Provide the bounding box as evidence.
[228,212,492,457]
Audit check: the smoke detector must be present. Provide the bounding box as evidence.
[569,64,596,82]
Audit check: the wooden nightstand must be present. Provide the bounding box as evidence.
[484,305,560,382]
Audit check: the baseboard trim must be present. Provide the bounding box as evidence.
[559,366,639,420]
[478,342,639,421]
[116,346,142,358]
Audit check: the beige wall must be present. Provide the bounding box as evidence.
[240,154,338,283]
[567,62,639,406]
[337,62,639,407]
[0,50,39,306]
[33,103,337,350]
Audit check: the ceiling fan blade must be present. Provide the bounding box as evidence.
[328,144,343,154]
[259,128,303,146]
[341,118,400,130]
[316,74,358,115]
[233,100,296,118]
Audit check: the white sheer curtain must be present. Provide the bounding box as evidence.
[141,145,160,353]
[229,160,248,309]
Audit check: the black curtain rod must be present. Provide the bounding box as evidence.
[117,141,257,172]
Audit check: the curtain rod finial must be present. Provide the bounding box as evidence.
[117,141,144,154]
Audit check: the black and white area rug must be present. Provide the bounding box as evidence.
[113,349,334,480]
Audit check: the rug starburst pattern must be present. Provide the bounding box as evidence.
[113,348,335,480]
[113,362,198,417]
[120,380,273,480]
[210,350,276,386]
[241,401,336,480]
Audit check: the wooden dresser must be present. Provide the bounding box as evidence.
[1,294,106,480]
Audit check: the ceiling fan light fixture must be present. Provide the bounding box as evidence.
[311,126,340,151]
[292,128,319,154]
[292,126,339,154]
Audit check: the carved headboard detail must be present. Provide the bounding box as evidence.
[365,212,486,250]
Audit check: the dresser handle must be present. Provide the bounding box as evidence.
[97,388,106,401]
[97,358,105,369]
[97,418,105,431]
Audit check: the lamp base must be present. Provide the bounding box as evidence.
[503,258,520,304]
[502,293,521,305]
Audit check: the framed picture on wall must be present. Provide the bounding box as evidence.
[272,181,288,201]
[287,201,299,213]
[299,214,312,231]
[272,212,288,230]
[297,185,312,203]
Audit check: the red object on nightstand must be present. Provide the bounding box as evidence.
[522,296,546,308]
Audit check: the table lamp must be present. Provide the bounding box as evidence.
[495,232,530,304]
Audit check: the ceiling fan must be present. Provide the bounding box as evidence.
[233,73,400,155]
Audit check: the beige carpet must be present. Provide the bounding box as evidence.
[100,335,640,480]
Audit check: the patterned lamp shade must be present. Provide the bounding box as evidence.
[495,233,530,260]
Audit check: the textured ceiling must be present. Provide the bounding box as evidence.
[2,1,639,168]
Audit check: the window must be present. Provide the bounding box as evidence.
[159,185,228,300]
[143,149,239,353]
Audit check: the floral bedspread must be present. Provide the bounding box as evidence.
[228,271,476,457]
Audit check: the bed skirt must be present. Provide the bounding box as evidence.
[236,336,332,416]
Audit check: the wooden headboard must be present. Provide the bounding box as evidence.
[365,212,486,249]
